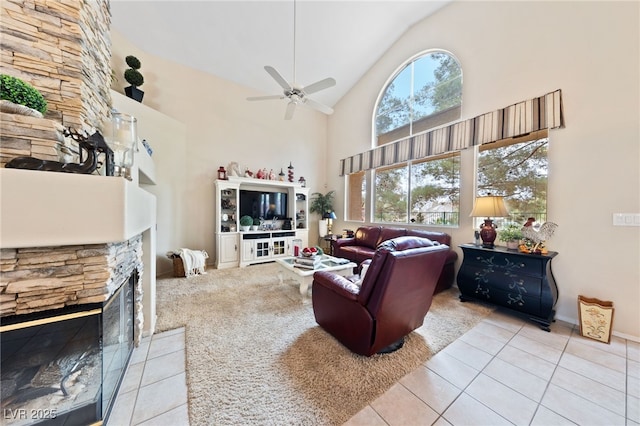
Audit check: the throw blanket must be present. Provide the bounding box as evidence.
[176,248,208,277]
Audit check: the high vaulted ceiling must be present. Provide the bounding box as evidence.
[110,1,450,110]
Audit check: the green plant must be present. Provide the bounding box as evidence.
[309,191,335,216]
[0,74,47,114]
[499,224,523,242]
[124,55,144,87]
[240,215,253,226]
[253,217,261,226]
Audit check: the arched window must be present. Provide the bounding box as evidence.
[374,51,462,146]
[345,51,463,225]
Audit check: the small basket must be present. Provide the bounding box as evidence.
[171,255,186,277]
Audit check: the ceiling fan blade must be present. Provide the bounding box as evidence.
[247,95,284,101]
[304,97,334,115]
[284,101,296,120]
[303,77,336,95]
[264,66,291,91]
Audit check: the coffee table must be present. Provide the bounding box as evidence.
[275,254,357,297]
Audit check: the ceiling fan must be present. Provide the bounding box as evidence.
[247,0,336,120]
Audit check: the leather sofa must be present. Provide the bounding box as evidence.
[332,225,457,293]
[313,236,450,356]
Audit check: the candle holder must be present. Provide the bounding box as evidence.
[105,113,137,179]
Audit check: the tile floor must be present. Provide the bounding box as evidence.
[108,309,640,426]
[108,327,189,425]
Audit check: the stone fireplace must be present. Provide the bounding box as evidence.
[1,2,158,422]
[0,165,157,424]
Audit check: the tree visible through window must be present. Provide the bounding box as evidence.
[477,137,548,226]
[373,154,460,226]
[375,51,462,144]
[410,155,460,225]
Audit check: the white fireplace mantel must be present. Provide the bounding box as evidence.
[0,167,158,335]
[0,168,155,248]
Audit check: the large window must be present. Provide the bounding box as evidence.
[373,154,460,226]
[374,165,408,223]
[346,50,463,225]
[477,135,548,227]
[375,51,462,145]
[410,154,460,225]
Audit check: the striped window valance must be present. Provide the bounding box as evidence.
[339,89,564,176]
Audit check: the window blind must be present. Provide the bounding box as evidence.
[339,89,564,176]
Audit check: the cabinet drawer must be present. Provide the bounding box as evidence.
[459,264,543,299]
[487,287,552,318]
[466,250,543,277]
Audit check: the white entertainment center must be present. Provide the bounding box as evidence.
[215,176,309,269]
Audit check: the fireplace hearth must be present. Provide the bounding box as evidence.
[1,273,136,425]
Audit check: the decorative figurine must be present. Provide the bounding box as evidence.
[278,168,285,181]
[269,169,275,180]
[298,176,306,187]
[217,166,227,180]
[287,162,294,182]
[244,168,253,178]
[256,168,265,179]
[6,128,114,176]
[227,161,241,177]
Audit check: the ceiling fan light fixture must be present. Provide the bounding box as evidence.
[246,0,336,119]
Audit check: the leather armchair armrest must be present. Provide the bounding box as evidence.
[313,271,360,301]
[333,237,356,249]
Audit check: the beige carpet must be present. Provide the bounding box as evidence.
[154,262,494,425]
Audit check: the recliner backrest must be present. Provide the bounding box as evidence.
[357,236,443,307]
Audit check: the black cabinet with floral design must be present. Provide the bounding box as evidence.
[457,244,558,331]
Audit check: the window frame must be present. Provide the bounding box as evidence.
[372,49,463,148]
[475,130,549,229]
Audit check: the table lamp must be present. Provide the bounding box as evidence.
[323,211,337,235]
[469,195,509,248]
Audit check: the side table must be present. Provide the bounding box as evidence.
[319,234,339,256]
[456,244,558,331]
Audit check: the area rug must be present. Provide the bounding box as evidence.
[154,263,494,425]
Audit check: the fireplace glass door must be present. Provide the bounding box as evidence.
[1,274,135,425]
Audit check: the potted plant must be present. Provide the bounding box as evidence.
[123,55,144,102]
[251,217,261,231]
[0,74,47,117]
[499,224,523,250]
[239,215,253,232]
[310,191,335,236]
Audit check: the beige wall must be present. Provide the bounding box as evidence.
[110,31,329,276]
[111,91,187,276]
[327,1,639,339]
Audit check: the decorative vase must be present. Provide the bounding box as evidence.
[0,100,43,118]
[124,86,144,102]
[240,225,250,232]
[318,220,328,237]
[479,219,497,248]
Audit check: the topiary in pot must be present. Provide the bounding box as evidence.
[0,74,47,117]
[239,215,253,231]
[123,55,145,102]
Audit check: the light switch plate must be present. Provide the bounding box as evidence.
[613,213,640,226]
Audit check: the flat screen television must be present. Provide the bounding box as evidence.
[239,190,288,220]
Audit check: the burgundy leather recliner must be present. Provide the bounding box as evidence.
[312,236,449,357]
